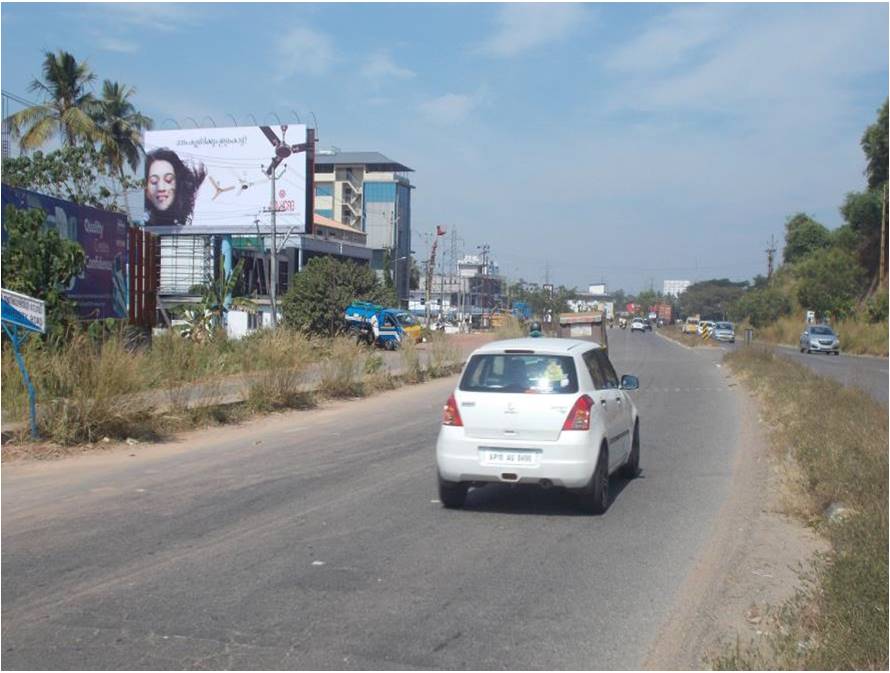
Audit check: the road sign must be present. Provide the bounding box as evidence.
[1,288,46,334]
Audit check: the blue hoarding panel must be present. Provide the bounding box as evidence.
[1,185,129,319]
[364,182,396,203]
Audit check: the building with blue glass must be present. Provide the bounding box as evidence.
[314,150,413,304]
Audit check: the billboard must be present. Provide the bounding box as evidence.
[143,125,307,232]
[1,185,128,319]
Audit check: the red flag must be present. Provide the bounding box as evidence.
[436,225,446,236]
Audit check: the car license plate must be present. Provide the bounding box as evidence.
[479,448,541,467]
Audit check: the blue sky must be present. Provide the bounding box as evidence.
[2,2,888,293]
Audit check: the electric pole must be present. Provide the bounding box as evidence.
[766,235,777,280]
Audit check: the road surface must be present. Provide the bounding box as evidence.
[3,329,745,670]
[710,339,888,405]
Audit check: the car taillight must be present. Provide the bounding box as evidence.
[562,395,593,431]
[442,393,463,426]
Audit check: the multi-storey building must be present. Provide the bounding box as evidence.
[663,279,692,298]
[313,150,413,304]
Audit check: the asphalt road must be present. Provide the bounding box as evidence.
[710,339,888,405]
[3,329,743,670]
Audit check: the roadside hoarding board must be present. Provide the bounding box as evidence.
[1,288,45,333]
[143,125,307,233]
[1,185,129,319]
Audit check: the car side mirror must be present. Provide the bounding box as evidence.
[620,374,639,390]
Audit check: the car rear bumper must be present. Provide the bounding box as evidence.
[714,333,735,341]
[436,427,600,488]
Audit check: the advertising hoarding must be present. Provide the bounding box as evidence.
[1,185,128,319]
[143,125,307,233]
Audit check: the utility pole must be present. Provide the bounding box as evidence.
[766,235,777,280]
[269,168,279,327]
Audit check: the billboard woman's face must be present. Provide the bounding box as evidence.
[147,159,176,211]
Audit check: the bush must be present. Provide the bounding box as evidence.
[796,248,866,320]
[243,329,315,411]
[318,336,367,398]
[494,315,526,339]
[399,336,424,384]
[864,286,888,323]
[427,334,462,378]
[280,256,395,336]
[732,286,792,328]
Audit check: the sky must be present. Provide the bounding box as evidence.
[2,2,888,293]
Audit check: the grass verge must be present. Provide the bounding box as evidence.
[713,346,888,670]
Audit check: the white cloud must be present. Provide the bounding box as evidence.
[96,37,140,54]
[605,5,738,74]
[476,3,588,57]
[94,3,200,33]
[360,52,415,81]
[419,93,478,125]
[276,26,336,78]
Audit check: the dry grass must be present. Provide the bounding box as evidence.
[399,336,425,384]
[426,333,462,378]
[714,347,888,670]
[758,316,888,357]
[318,336,368,399]
[243,329,317,412]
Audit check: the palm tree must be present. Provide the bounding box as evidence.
[92,80,153,213]
[93,80,153,179]
[6,50,99,149]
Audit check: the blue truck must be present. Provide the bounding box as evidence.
[344,301,422,350]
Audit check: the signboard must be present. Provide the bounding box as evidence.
[143,125,307,233]
[1,185,129,319]
[1,288,46,333]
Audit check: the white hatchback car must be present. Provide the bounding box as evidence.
[436,338,641,514]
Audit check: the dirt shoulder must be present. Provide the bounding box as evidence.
[642,363,827,669]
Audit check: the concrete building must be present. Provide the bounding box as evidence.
[313,150,414,304]
[663,279,692,298]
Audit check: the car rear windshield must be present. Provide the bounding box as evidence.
[460,354,579,394]
[811,326,835,335]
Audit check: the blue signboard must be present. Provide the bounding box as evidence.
[1,185,128,319]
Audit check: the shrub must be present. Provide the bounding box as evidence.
[318,336,367,398]
[494,315,526,339]
[427,334,462,378]
[243,329,315,411]
[796,248,866,320]
[399,336,424,384]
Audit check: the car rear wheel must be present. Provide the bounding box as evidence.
[438,475,468,509]
[576,444,609,514]
[619,422,640,479]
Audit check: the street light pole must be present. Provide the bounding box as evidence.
[269,170,278,328]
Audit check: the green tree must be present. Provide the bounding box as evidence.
[5,50,99,149]
[841,188,884,281]
[861,99,888,190]
[679,279,748,319]
[2,145,139,213]
[1,205,85,335]
[796,248,866,319]
[783,213,831,264]
[92,80,152,212]
[731,286,791,327]
[281,256,396,336]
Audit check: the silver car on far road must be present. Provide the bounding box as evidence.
[800,324,840,355]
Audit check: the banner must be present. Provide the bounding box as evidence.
[143,125,307,232]
[1,185,128,319]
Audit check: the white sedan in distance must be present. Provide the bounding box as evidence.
[436,338,641,514]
